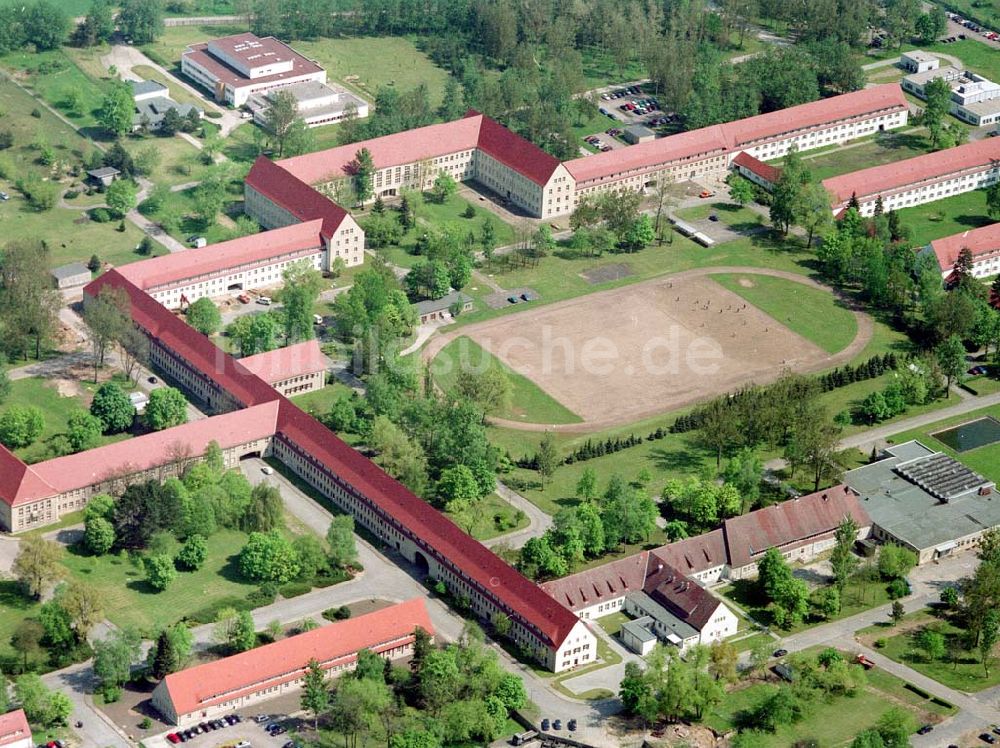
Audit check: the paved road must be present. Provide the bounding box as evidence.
[43,664,131,748]
[486,481,554,550]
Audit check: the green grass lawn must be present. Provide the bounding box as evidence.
[141,24,250,68]
[139,176,247,246]
[894,188,995,248]
[674,201,765,231]
[445,492,529,541]
[433,336,582,425]
[711,272,858,354]
[820,370,956,437]
[925,38,1000,80]
[0,579,42,668]
[596,611,630,637]
[290,381,358,419]
[4,378,131,464]
[61,529,259,634]
[796,130,931,182]
[858,609,1000,692]
[124,132,217,189]
[888,402,1000,484]
[0,48,109,131]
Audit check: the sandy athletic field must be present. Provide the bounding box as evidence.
[425,268,872,431]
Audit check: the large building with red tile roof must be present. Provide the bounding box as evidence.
[117,220,339,308]
[822,137,1000,217]
[152,599,433,725]
[564,84,908,198]
[921,222,1000,279]
[250,110,574,222]
[1,253,596,672]
[0,710,31,748]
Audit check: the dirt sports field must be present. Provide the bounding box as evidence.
[427,268,871,430]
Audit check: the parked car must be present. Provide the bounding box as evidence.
[980,734,996,744]
[507,296,519,304]
[254,715,270,723]
[237,293,251,303]
[553,720,562,731]
[699,190,716,198]
[567,719,577,732]
[773,648,788,657]
[708,214,718,222]
[917,725,933,735]
[167,735,181,744]
[0,192,8,200]
[541,719,550,731]
[256,296,272,305]
[313,314,323,325]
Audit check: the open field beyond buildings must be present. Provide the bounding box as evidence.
[858,609,1000,692]
[894,188,995,247]
[0,48,109,132]
[888,402,1000,484]
[712,272,858,354]
[433,336,582,425]
[443,270,857,428]
[140,24,250,69]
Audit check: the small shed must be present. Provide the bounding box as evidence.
[623,124,655,144]
[86,166,120,187]
[900,50,939,74]
[620,616,658,656]
[50,262,92,290]
[413,290,473,324]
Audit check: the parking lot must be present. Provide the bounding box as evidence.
[147,697,308,748]
[584,83,675,152]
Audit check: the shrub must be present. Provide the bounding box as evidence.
[886,578,911,599]
[278,581,311,598]
[205,111,222,119]
[102,684,122,703]
[64,189,79,200]
[139,717,152,729]
[90,207,112,223]
[874,638,888,649]
[30,108,41,118]
[462,204,476,218]
[245,583,277,607]
[321,605,351,621]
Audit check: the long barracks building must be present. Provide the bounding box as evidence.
[245,85,910,227]
[0,263,594,673]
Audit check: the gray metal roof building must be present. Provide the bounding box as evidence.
[845,440,999,563]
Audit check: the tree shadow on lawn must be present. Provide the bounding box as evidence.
[955,213,993,231]
[648,445,705,474]
[0,580,35,613]
[877,131,930,152]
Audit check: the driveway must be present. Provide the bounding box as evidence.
[43,664,130,748]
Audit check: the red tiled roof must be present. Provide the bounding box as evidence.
[643,563,722,631]
[183,34,324,90]
[244,157,349,239]
[0,709,30,748]
[274,111,559,188]
[0,446,56,508]
[565,125,730,185]
[732,151,782,186]
[239,339,326,383]
[85,271,282,411]
[274,400,580,649]
[651,529,728,576]
[540,552,650,612]
[565,84,907,185]
[928,222,1000,272]
[275,116,483,185]
[27,402,280,505]
[473,111,562,186]
[118,221,325,291]
[823,137,1000,206]
[724,84,907,148]
[160,599,433,717]
[723,485,870,569]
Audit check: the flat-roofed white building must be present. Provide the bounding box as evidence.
[248,80,369,129]
[901,50,940,74]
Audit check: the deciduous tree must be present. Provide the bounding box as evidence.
[12,537,64,600]
[186,297,222,335]
[145,386,188,431]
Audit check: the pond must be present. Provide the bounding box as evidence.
[932,416,1000,453]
